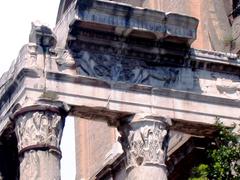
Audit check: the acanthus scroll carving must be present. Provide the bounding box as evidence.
[119,120,170,170]
[15,111,65,154]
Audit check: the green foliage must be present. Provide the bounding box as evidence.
[189,122,240,180]
[190,164,209,180]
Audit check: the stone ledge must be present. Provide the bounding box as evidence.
[74,0,198,44]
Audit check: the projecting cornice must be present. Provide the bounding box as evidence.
[54,0,198,48]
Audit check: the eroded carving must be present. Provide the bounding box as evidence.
[55,49,75,68]
[15,110,64,180]
[29,21,56,48]
[119,119,170,170]
[216,78,240,98]
[15,111,64,153]
[75,51,179,85]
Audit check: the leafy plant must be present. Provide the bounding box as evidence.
[189,122,240,180]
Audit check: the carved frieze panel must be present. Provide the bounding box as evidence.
[68,48,240,100]
[74,50,180,86]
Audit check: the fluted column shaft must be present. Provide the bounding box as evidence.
[118,116,171,180]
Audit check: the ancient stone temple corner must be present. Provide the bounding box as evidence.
[0,0,240,179]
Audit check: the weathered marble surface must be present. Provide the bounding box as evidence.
[93,129,191,179]
[73,50,240,100]
[78,1,198,41]
[55,0,198,48]
[118,115,171,180]
[19,150,60,180]
[0,20,240,138]
[15,110,65,180]
[0,1,239,180]
[232,16,240,54]
[15,111,64,153]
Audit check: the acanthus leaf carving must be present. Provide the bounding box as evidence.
[15,110,64,180]
[15,111,64,153]
[119,120,170,170]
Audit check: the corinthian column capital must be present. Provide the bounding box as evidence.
[13,104,67,180]
[15,110,64,156]
[118,114,171,180]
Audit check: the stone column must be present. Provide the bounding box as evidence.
[118,115,171,180]
[13,106,66,180]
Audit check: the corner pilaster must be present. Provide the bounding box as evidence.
[118,114,171,180]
